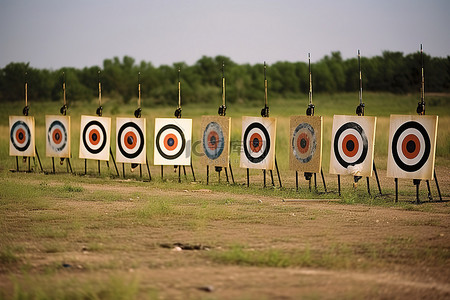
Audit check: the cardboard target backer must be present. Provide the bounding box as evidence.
[240,116,277,170]
[154,118,192,166]
[116,117,146,164]
[45,115,71,158]
[289,115,323,173]
[329,115,376,177]
[79,115,111,161]
[200,116,231,167]
[9,116,36,157]
[387,115,438,180]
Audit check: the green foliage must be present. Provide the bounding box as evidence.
[1,51,449,105]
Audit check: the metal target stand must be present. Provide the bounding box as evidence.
[336,50,382,197]
[49,72,73,174]
[11,72,44,173]
[394,45,442,204]
[296,53,327,193]
[120,73,152,181]
[206,62,235,185]
[246,62,282,188]
[160,68,196,183]
[84,71,120,177]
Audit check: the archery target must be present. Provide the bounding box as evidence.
[200,116,231,167]
[79,115,111,161]
[45,115,70,158]
[9,116,35,157]
[116,117,146,164]
[387,115,438,180]
[329,115,376,177]
[240,116,277,170]
[289,116,323,173]
[154,118,192,166]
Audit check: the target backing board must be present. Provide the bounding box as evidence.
[387,115,438,180]
[9,116,36,157]
[154,118,192,166]
[329,115,376,177]
[200,116,231,167]
[45,115,71,158]
[289,115,323,173]
[240,116,277,170]
[116,117,146,164]
[79,115,111,161]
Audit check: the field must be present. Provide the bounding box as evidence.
[1,93,449,299]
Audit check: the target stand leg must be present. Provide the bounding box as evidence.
[320,168,327,193]
[426,180,433,201]
[98,160,101,175]
[52,157,56,174]
[190,163,196,182]
[161,166,164,181]
[35,147,44,172]
[145,157,152,181]
[413,179,421,204]
[269,170,275,187]
[28,157,31,172]
[394,178,398,203]
[247,168,250,187]
[183,166,187,180]
[178,166,181,183]
[109,148,120,176]
[338,175,341,196]
[263,170,266,188]
[122,163,126,178]
[224,167,229,183]
[434,170,442,201]
[85,159,87,175]
[295,171,299,192]
[67,158,73,174]
[373,162,382,195]
[275,157,282,188]
[314,173,317,192]
[140,164,142,179]
[366,177,371,196]
[228,161,235,184]
[206,166,209,185]
[16,156,19,172]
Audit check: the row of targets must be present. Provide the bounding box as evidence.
[9,110,438,183]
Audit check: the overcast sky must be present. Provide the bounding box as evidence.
[1,0,449,69]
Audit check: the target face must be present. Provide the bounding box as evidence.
[45,115,70,158]
[79,115,111,161]
[240,116,277,170]
[387,115,438,180]
[116,118,146,164]
[200,116,231,167]
[289,116,323,173]
[329,115,376,177]
[154,118,192,166]
[9,116,35,157]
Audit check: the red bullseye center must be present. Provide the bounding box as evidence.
[342,134,358,157]
[249,133,263,152]
[16,128,26,143]
[124,132,137,149]
[52,129,62,144]
[207,132,219,150]
[164,134,178,151]
[297,133,309,154]
[402,134,420,159]
[89,129,101,145]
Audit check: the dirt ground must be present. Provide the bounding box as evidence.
[0,166,449,299]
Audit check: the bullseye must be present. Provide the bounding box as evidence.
[401,134,420,159]
[207,131,219,150]
[16,129,26,143]
[52,129,62,144]
[342,134,359,157]
[164,134,178,151]
[124,132,137,149]
[89,129,100,145]
[297,132,309,154]
[250,133,263,152]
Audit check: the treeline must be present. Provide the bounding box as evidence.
[1,51,449,105]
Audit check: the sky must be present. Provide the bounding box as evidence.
[0,0,449,69]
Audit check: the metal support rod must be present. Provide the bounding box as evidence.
[395,178,398,203]
[140,164,142,178]
[373,162,382,195]
[28,157,30,172]
[426,180,432,201]
[247,168,249,187]
[270,170,275,186]
[183,166,187,179]
[161,166,163,180]
[338,175,341,196]
[229,161,235,184]
[35,147,43,172]
[206,165,209,185]
[263,170,266,188]
[295,171,298,191]
[275,157,282,188]
[190,163,196,182]
[109,148,120,176]
[309,178,311,192]
[314,173,317,191]
[16,156,19,172]
[67,158,73,173]
[218,169,221,183]
[320,168,327,192]
[123,163,125,178]
[98,160,100,175]
[146,157,152,181]
[224,167,229,183]
[366,177,371,196]
[178,166,181,183]
[415,180,420,204]
[434,170,442,201]
[52,157,55,173]
[85,159,87,175]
